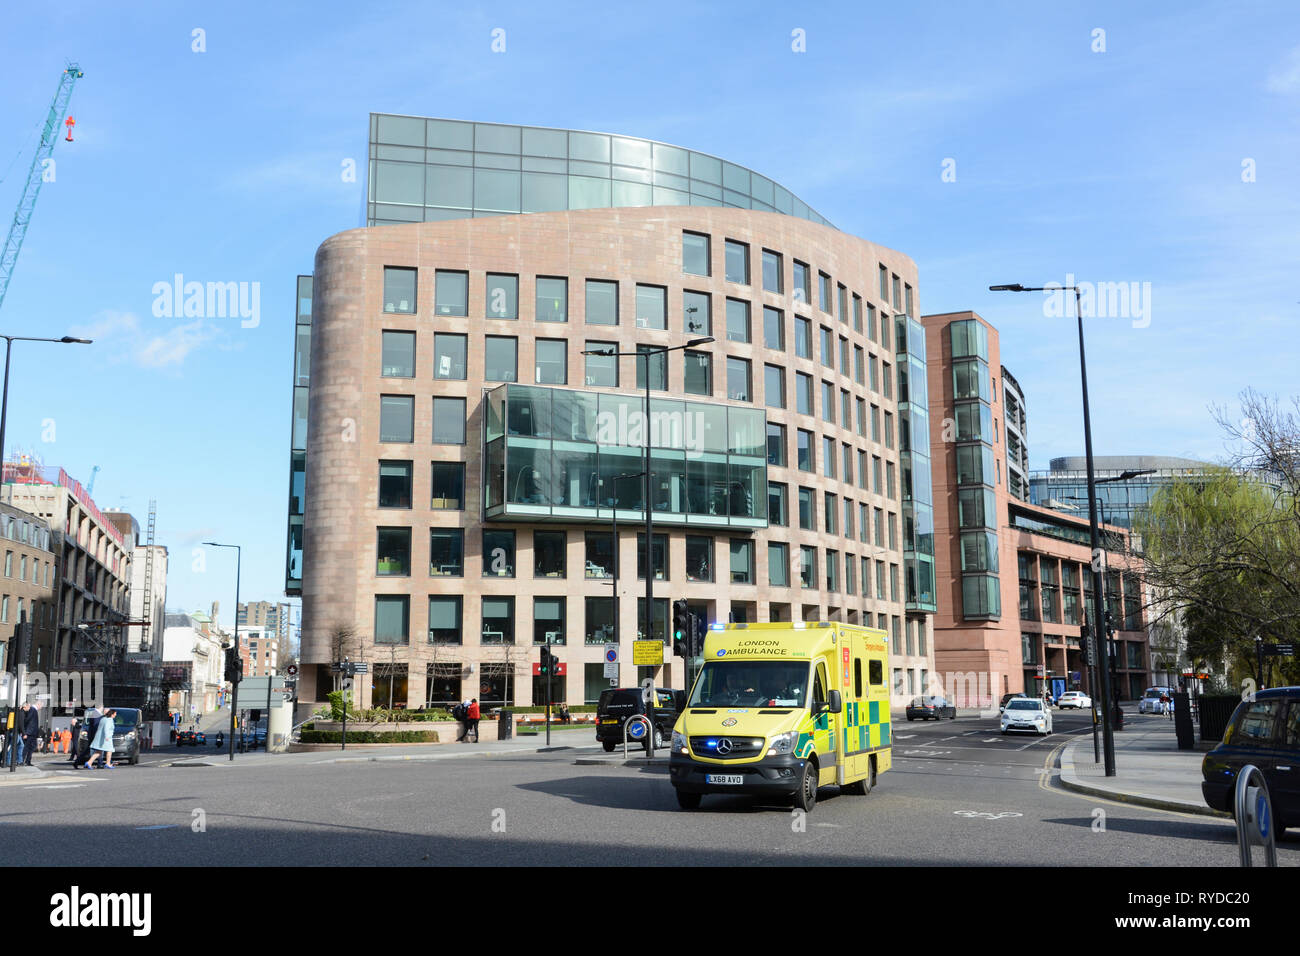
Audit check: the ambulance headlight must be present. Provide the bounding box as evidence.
[671,730,689,755]
[767,731,797,756]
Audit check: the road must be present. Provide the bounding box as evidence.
[3,711,1295,866]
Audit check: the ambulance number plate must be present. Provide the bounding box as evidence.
[706,773,744,785]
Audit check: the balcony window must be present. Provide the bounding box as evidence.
[383,267,417,314]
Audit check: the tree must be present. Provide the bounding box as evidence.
[326,623,362,694]
[1137,390,1300,685]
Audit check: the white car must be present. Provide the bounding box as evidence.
[1138,687,1174,714]
[1001,698,1053,735]
[1057,691,1092,710]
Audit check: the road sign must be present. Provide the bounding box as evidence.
[352,662,369,673]
[237,676,289,707]
[1262,644,1295,657]
[603,643,619,679]
[287,664,298,676]
[633,640,663,666]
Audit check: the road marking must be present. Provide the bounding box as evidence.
[893,734,916,739]
[900,749,951,756]
[23,784,85,790]
[953,810,1023,820]
[135,825,178,830]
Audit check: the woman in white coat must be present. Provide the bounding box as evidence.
[86,708,117,769]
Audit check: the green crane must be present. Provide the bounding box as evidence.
[0,63,84,315]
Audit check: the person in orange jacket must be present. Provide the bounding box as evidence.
[466,699,480,742]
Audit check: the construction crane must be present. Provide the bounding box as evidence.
[0,63,84,315]
[87,464,100,495]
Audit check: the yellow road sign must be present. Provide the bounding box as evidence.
[633,640,664,666]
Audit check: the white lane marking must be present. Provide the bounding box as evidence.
[893,734,916,739]
[23,784,86,790]
[135,825,178,830]
[954,810,1022,820]
[901,749,951,756]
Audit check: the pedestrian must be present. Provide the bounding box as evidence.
[85,708,117,769]
[74,707,101,769]
[66,718,81,763]
[18,700,40,766]
[466,698,480,742]
[453,700,468,741]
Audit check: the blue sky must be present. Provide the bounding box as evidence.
[0,1,1296,621]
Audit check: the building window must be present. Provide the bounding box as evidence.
[821,381,835,424]
[879,264,888,299]
[637,533,668,581]
[795,372,813,416]
[434,333,468,380]
[383,267,417,314]
[822,437,836,479]
[635,345,668,391]
[585,596,616,645]
[435,270,468,317]
[381,330,415,377]
[585,280,619,325]
[380,395,414,443]
[481,597,515,645]
[378,461,413,509]
[484,336,518,382]
[767,424,787,467]
[768,481,788,525]
[483,529,516,577]
[730,539,754,584]
[797,429,813,472]
[726,357,751,402]
[536,276,567,322]
[820,326,834,368]
[686,536,714,582]
[818,272,833,313]
[725,239,749,284]
[762,250,783,293]
[429,529,463,576]
[683,232,710,277]
[375,595,410,645]
[428,596,462,644]
[534,530,566,578]
[845,553,856,595]
[852,294,863,333]
[792,260,810,305]
[432,397,466,444]
[584,341,618,387]
[826,550,839,592]
[635,284,667,331]
[726,298,751,343]
[585,532,614,578]
[769,541,790,587]
[824,492,838,534]
[431,461,465,509]
[683,350,711,395]
[795,317,812,358]
[844,497,854,539]
[763,306,784,351]
[486,273,518,320]
[798,487,815,530]
[533,597,565,646]
[535,338,567,385]
[800,546,816,588]
[764,365,785,409]
[684,290,711,335]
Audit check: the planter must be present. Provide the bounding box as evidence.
[309,720,499,743]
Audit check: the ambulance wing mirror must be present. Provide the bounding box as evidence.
[828,690,843,715]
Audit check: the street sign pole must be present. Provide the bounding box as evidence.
[341,658,349,752]
[546,635,552,749]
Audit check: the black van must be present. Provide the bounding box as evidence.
[1201,687,1300,830]
[106,707,143,765]
[596,687,686,752]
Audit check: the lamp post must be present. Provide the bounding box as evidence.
[582,336,713,751]
[0,334,91,767]
[990,281,1118,775]
[203,541,240,761]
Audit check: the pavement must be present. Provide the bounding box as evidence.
[1058,712,1225,817]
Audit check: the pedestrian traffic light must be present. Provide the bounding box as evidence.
[672,599,690,657]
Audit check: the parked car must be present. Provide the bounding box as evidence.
[1201,686,1300,831]
[1001,697,1053,735]
[1057,691,1093,710]
[596,687,686,752]
[999,693,1028,714]
[906,695,956,721]
[1138,686,1175,714]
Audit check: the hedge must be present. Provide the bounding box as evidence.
[299,730,440,744]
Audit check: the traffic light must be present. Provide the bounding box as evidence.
[1104,611,1116,637]
[539,647,554,676]
[672,599,690,657]
[224,645,242,685]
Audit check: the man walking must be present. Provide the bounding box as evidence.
[18,701,40,766]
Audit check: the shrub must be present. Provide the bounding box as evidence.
[298,729,440,744]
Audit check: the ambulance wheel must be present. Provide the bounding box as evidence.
[602,740,616,752]
[676,790,701,810]
[795,759,818,812]
[845,759,875,796]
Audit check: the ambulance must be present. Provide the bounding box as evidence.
[668,621,892,811]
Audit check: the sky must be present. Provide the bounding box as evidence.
[0,1,1296,623]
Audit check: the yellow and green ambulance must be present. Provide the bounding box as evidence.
[668,621,892,811]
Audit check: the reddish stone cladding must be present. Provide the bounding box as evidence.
[300,206,918,706]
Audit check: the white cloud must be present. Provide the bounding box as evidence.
[70,310,224,369]
[1266,45,1300,93]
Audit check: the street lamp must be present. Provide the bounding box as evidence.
[581,336,713,754]
[203,541,241,761]
[990,281,1119,775]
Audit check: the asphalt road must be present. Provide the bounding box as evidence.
[3,710,1296,866]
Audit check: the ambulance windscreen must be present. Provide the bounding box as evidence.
[689,661,811,708]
